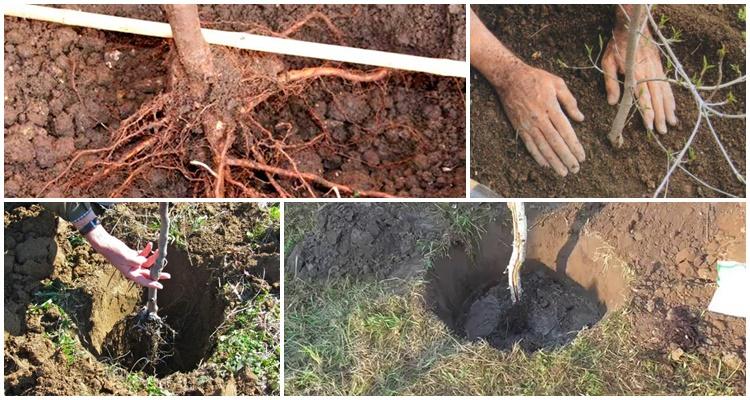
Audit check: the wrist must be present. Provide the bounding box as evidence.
[84,225,111,253]
[492,58,529,95]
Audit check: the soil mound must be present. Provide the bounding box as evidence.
[462,262,604,351]
[288,203,441,280]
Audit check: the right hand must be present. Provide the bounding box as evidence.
[493,63,586,177]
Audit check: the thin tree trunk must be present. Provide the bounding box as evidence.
[507,201,527,303]
[164,4,230,197]
[164,4,215,97]
[147,203,170,315]
[608,4,645,147]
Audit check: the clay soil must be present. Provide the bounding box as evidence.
[471,5,746,198]
[4,203,280,395]
[4,4,465,198]
[287,202,746,394]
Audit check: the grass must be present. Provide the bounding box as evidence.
[29,284,82,367]
[419,203,499,269]
[285,276,457,395]
[125,372,169,396]
[245,203,281,246]
[285,275,744,396]
[211,290,281,394]
[284,203,321,251]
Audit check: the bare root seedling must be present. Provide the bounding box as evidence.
[36,6,428,198]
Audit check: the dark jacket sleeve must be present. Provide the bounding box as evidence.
[44,203,95,223]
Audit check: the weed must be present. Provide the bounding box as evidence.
[211,291,280,394]
[688,147,697,162]
[145,376,167,395]
[30,294,81,366]
[66,231,85,248]
[284,203,320,251]
[738,6,746,23]
[245,203,281,246]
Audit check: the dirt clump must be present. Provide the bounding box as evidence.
[463,263,604,351]
[289,203,443,280]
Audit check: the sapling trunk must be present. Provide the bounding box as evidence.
[608,4,645,147]
[147,203,170,315]
[506,201,527,303]
[163,4,215,97]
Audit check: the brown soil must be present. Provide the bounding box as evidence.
[471,5,746,197]
[425,203,745,392]
[4,203,280,395]
[4,5,466,198]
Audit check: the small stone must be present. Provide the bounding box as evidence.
[669,347,684,361]
[362,150,380,166]
[721,352,743,371]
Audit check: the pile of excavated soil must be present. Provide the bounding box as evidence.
[5,5,466,197]
[288,203,443,280]
[4,203,280,395]
[471,5,745,197]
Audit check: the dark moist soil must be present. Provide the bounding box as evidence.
[4,203,280,395]
[287,203,444,280]
[4,5,466,198]
[462,262,604,351]
[427,203,744,392]
[471,5,746,197]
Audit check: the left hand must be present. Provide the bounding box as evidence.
[602,19,678,134]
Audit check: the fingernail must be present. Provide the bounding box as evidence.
[658,123,667,134]
[570,165,580,174]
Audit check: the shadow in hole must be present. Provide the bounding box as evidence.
[554,203,605,275]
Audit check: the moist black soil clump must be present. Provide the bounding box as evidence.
[461,262,605,351]
[288,203,442,280]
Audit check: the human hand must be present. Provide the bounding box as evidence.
[492,63,586,176]
[602,13,677,134]
[85,226,170,289]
